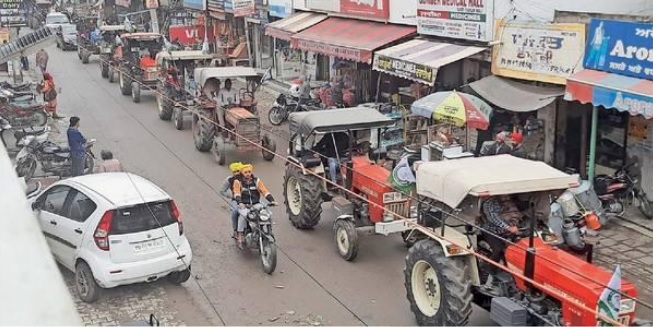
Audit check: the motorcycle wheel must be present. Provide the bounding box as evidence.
[83,153,95,175]
[638,193,653,219]
[32,111,48,126]
[260,238,277,274]
[268,106,287,126]
[16,156,37,180]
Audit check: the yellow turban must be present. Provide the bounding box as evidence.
[240,164,253,172]
[229,162,243,173]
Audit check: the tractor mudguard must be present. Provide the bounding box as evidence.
[287,156,325,176]
[417,226,472,258]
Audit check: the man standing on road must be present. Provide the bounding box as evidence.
[67,117,87,177]
[36,48,49,73]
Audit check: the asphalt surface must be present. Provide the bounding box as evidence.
[38,43,499,325]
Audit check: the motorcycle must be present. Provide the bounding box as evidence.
[268,80,322,126]
[15,137,96,180]
[0,115,11,148]
[0,98,48,128]
[594,163,653,219]
[0,81,35,93]
[237,202,278,274]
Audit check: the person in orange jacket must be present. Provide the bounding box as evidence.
[232,164,277,248]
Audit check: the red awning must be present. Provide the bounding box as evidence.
[290,17,416,64]
[265,12,327,42]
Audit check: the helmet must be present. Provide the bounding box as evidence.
[100,150,113,160]
[229,162,243,173]
[288,84,301,97]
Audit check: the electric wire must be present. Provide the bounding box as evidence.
[65,41,647,325]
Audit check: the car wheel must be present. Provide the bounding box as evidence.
[167,266,191,285]
[75,261,101,303]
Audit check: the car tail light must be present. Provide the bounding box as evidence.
[94,210,114,251]
[170,200,183,235]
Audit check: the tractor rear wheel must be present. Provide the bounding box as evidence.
[283,165,324,229]
[404,239,473,326]
[108,67,115,83]
[119,70,132,96]
[192,112,213,152]
[157,93,173,121]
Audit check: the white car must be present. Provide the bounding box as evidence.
[28,172,193,303]
[45,12,70,30]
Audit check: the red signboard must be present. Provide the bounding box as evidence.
[294,39,368,63]
[339,0,389,19]
[233,0,256,17]
[169,25,206,45]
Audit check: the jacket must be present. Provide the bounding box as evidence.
[233,176,274,205]
[67,127,86,156]
[220,175,239,199]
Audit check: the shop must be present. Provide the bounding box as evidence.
[264,11,326,83]
[466,20,586,163]
[563,19,653,198]
[289,16,416,105]
[207,0,249,65]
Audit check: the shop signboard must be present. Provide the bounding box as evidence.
[306,0,340,12]
[269,0,291,18]
[584,19,653,81]
[295,39,365,62]
[115,0,131,8]
[389,0,417,26]
[208,0,225,11]
[492,20,585,85]
[169,25,206,45]
[416,0,493,42]
[0,0,26,26]
[339,0,389,19]
[233,0,256,16]
[373,55,434,85]
[183,0,206,11]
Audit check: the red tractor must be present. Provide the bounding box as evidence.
[113,32,165,103]
[403,155,644,326]
[283,107,414,261]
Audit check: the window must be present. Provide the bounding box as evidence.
[66,191,97,223]
[40,186,71,215]
[111,201,176,235]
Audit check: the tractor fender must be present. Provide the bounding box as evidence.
[415,226,481,285]
[287,156,325,176]
[334,214,354,223]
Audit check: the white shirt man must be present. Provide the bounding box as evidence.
[214,79,240,131]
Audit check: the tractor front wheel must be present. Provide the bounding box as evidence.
[283,165,324,229]
[192,112,214,152]
[108,67,116,83]
[334,219,358,261]
[131,82,141,103]
[100,62,109,78]
[119,70,132,95]
[157,93,173,120]
[261,135,276,161]
[404,239,473,326]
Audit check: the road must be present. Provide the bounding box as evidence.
[38,44,497,325]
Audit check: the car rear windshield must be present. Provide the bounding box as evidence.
[111,201,176,235]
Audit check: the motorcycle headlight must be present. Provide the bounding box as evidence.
[259,209,272,221]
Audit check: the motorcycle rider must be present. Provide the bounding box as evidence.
[67,116,87,177]
[220,162,243,239]
[232,164,277,249]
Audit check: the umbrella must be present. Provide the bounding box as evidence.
[411,91,493,130]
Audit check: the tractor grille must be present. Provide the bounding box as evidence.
[236,118,260,147]
[384,201,409,220]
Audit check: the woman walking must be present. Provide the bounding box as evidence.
[38,73,64,119]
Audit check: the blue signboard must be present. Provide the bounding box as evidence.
[584,19,653,81]
[269,0,290,18]
[224,0,233,12]
[183,0,205,11]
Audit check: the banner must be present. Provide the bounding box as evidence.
[339,0,389,19]
[584,19,653,80]
[183,0,206,11]
[207,0,225,12]
[269,0,291,18]
[417,0,493,42]
[169,25,206,45]
[492,20,586,85]
[233,0,255,17]
[388,156,416,192]
[374,55,434,85]
[597,265,622,326]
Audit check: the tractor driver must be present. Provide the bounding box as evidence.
[215,79,240,136]
[313,132,350,186]
[480,195,524,293]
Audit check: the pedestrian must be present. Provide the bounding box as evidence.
[94,150,124,173]
[39,73,63,119]
[67,117,87,177]
[36,48,48,73]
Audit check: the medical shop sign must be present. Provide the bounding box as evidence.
[492,21,586,85]
[584,19,653,80]
[417,0,493,42]
[374,56,434,85]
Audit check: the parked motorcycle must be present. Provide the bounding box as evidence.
[594,163,653,219]
[0,98,48,128]
[0,81,35,93]
[0,115,11,147]
[15,137,96,180]
[268,80,322,126]
[237,202,278,274]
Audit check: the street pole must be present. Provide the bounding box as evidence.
[588,106,599,184]
[149,9,159,33]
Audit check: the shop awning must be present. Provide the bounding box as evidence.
[290,17,416,64]
[372,39,486,86]
[265,12,327,42]
[468,75,564,112]
[565,69,653,119]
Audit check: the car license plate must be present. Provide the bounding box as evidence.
[133,238,165,253]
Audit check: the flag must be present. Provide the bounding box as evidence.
[388,155,416,192]
[597,265,622,326]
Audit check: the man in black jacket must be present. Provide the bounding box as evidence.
[313,132,349,184]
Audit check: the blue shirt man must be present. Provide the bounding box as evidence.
[67,116,87,176]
